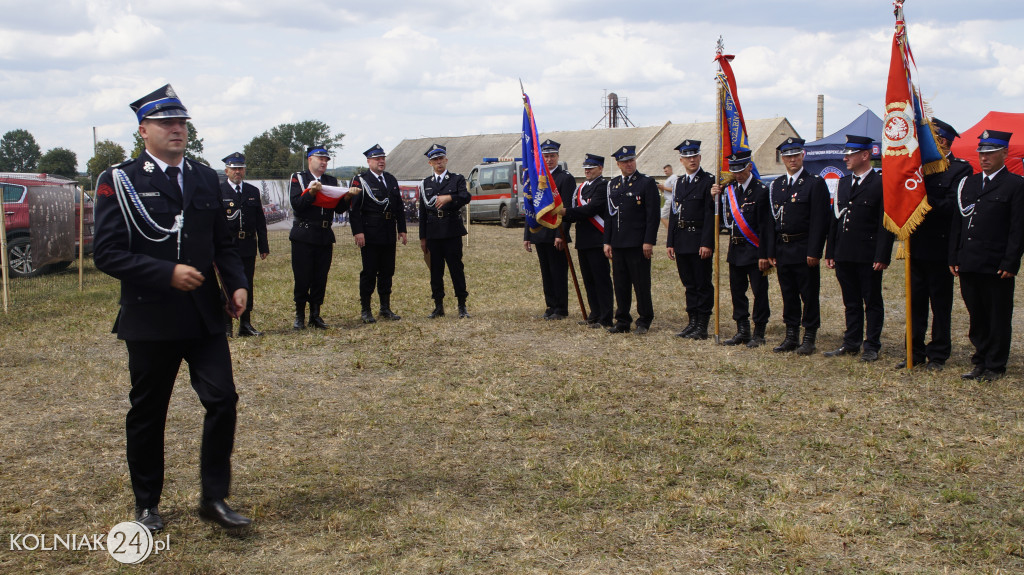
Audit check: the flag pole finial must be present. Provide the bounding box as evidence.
[716,36,724,57]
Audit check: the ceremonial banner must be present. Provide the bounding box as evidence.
[520,93,562,232]
[714,54,759,182]
[882,0,947,240]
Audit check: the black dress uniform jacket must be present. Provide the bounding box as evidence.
[667,168,716,254]
[351,171,407,244]
[419,172,470,240]
[562,176,608,249]
[524,165,575,243]
[289,171,348,243]
[725,178,771,267]
[766,169,831,264]
[949,168,1024,274]
[94,152,247,340]
[825,170,894,264]
[912,155,972,262]
[220,180,269,258]
[603,172,660,247]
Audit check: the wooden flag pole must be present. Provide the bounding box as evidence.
[713,50,724,344]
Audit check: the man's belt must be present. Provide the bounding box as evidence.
[433,209,447,218]
[730,236,747,245]
[677,220,703,230]
[779,232,808,243]
[365,212,394,220]
[294,219,331,229]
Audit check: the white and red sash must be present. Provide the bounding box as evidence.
[574,181,605,233]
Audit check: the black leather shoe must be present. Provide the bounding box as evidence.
[198,499,252,529]
[860,349,879,362]
[961,365,986,380]
[590,322,606,329]
[309,305,328,329]
[238,322,263,337]
[379,309,401,321]
[607,324,630,333]
[894,358,924,369]
[540,309,553,319]
[135,506,163,532]
[458,306,471,319]
[546,313,567,320]
[428,304,445,319]
[925,360,945,371]
[634,325,649,335]
[978,369,1004,382]
[360,310,377,324]
[823,345,860,358]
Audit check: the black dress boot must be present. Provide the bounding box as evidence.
[795,329,817,356]
[238,311,262,337]
[747,322,767,348]
[457,298,470,318]
[309,304,329,329]
[293,303,306,330]
[773,325,799,352]
[722,320,751,346]
[379,294,400,321]
[675,313,696,338]
[686,314,710,340]
[428,299,445,318]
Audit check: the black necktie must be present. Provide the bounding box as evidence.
[983,176,990,190]
[852,175,860,191]
[165,167,182,196]
[235,184,242,201]
[378,174,385,187]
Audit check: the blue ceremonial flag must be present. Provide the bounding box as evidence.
[716,70,760,181]
[520,92,562,232]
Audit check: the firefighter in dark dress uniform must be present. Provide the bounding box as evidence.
[523,139,575,320]
[896,118,973,370]
[711,150,771,347]
[765,138,831,355]
[666,140,716,340]
[419,144,471,318]
[289,146,349,330]
[93,84,252,531]
[604,145,660,334]
[950,129,1024,381]
[349,144,407,324]
[823,135,895,362]
[220,152,269,337]
[563,153,613,328]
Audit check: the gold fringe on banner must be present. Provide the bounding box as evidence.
[884,196,931,242]
[921,120,950,176]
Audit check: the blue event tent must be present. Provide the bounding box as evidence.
[803,109,883,194]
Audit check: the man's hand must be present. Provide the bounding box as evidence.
[308,180,321,197]
[711,183,722,197]
[554,237,565,251]
[603,244,613,259]
[227,288,247,319]
[998,270,1016,279]
[699,246,712,259]
[348,179,361,196]
[666,246,675,261]
[420,238,428,254]
[524,240,532,253]
[354,233,366,248]
[825,258,835,269]
[758,258,772,272]
[435,194,451,207]
[399,232,408,246]
[807,257,820,267]
[873,262,889,271]
[260,252,268,260]
[643,243,654,259]
[171,264,204,291]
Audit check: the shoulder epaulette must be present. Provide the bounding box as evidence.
[112,158,136,169]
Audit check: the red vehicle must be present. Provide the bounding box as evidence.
[1,173,93,278]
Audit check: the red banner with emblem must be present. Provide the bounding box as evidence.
[881,0,929,241]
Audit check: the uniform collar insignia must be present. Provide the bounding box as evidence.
[143,161,155,173]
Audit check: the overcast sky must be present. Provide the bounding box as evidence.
[1,0,1021,172]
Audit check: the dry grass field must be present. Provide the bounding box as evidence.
[2,223,1024,574]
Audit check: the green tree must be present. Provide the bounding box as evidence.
[0,129,42,172]
[37,147,79,178]
[264,120,345,173]
[243,132,293,179]
[87,140,127,178]
[130,121,208,165]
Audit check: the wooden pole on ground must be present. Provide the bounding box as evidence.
[905,239,913,370]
